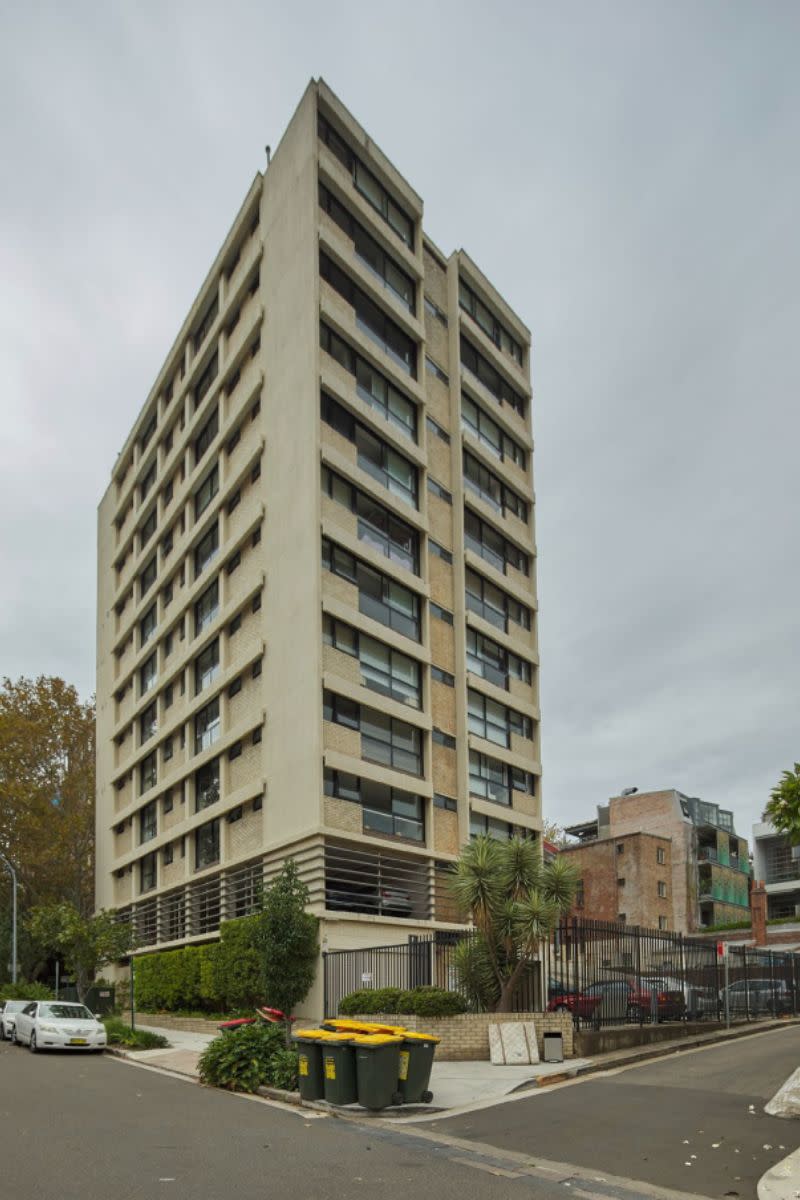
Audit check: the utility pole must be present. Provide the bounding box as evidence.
[0,854,18,984]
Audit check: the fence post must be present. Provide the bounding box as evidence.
[322,951,328,1019]
[743,946,750,1021]
[769,951,776,1018]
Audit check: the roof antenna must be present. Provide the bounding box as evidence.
[265,145,271,167]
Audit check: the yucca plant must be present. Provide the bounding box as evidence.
[449,837,577,1012]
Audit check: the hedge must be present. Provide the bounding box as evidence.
[134,915,264,1012]
[338,985,468,1017]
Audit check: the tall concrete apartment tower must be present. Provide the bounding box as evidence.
[96,80,541,1015]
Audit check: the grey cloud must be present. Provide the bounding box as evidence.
[1,0,797,837]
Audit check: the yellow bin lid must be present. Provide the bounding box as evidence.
[293,1028,328,1039]
[400,1031,441,1044]
[350,1034,404,1047]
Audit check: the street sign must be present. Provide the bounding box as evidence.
[717,941,727,959]
[361,972,372,984]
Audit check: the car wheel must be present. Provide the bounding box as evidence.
[29,1031,37,1053]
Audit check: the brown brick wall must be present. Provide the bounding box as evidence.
[430,619,455,672]
[429,555,454,609]
[432,742,457,796]
[433,806,459,854]
[563,832,673,928]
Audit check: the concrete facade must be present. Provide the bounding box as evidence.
[96,80,541,1018]
[564,790,750,933]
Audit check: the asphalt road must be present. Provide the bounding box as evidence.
[417,1024,800,1198]
[2,1027,798,1200]
[0,1036,659,1200]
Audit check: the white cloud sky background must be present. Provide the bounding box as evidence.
[1,0,797,836]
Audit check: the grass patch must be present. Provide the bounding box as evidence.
[103,1016,170,1050]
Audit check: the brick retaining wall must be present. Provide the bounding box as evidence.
[349,1011,574,1061]
[121,1012,222,1035]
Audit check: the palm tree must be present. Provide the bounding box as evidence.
[450,835,577,1013]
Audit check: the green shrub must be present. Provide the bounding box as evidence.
[133,916,263,1013]
[0,982,54,1002]
[103,1017,169,1050]
[198,1022,288,1093]
[338,985,466,1017]
[266,1047,299,1091]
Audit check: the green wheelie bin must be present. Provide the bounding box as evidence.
[292,1029,327,1102]
[397,1031,440,1104]
[321,1033,359,1105]
[352,1034,404,1111]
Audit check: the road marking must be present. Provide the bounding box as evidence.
[450,1156,522,1178]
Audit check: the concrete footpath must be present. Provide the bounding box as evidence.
[111,1016,800,1116]
[111,1025,591,1109]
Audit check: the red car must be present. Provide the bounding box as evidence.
[547,988,603,1020]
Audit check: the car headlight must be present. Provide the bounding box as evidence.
[39,1024,59,1034]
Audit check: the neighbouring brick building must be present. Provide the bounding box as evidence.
[563,789,751,933]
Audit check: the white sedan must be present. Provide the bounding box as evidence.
[13,1001,107,1053]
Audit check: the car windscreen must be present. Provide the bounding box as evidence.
[5,1001,30,1013]
[38,1004,94,1020]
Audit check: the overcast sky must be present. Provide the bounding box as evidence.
[1,1,797,837]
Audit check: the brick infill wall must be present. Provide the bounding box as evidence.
[348,1011,573,1061]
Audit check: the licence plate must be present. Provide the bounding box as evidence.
[69,1038,87,1045]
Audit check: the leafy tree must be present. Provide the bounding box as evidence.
[27,903,132,1002]
[765,764,800,845]
[257,860,318,1026]
[450,836,577,1012]
[0,677,95,982]
[542,820,571,849]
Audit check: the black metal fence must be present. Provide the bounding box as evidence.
[323,918,800,1027]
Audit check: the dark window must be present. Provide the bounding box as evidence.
[195,818,220,869]
[427,477,452,505]
[461,393,527,469]
[194,352,219,409]
[195,465,219,520]
[320,253,417,377]
[323,614,421,707]
[425,416,450,443]
[467,688,532,748]
[139,460,157,501]
[468,750,532,808]
[429,539,453,564]
[195,698,220,753]
[139,412,157,454]
[140,800,157,843]
[228,742,243,761]
[424,296,448,325]
[464,508,528,577]
[252,726,262,745]
[322,537,421,640]
[434,793,457,811]
[430,602,453,626]
[139,604,157,648]
[193,295,219,351]
[425,355,448,384]
[163,790,174,814]
[139,701,157,744]
[465,567,531,633]
[195,407,219,464]
[469,813,513,840]
[321,393,418,507]
[324,769,423,841]
[320,324,417,441]
[139,556,157,599]
[195,638,220,694]
[431,665,455,686]
[324,691,422,775]
[139,508,157,549]
[228,676,242,698]
[322,466,419,573]
[140,751,157,794]
[319,184,415,312]
[466,627,531,689]
[194,522,219,578]
[432,728,456,749]
[459,278,523,365]
[318,114,414,248]
[163,843,174,866]
[195,758,220,811]
[460,336,525,418]
[140,851,157,892]
[195,579,219,635]
[463,451,527,522]
[140,652,157,695]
